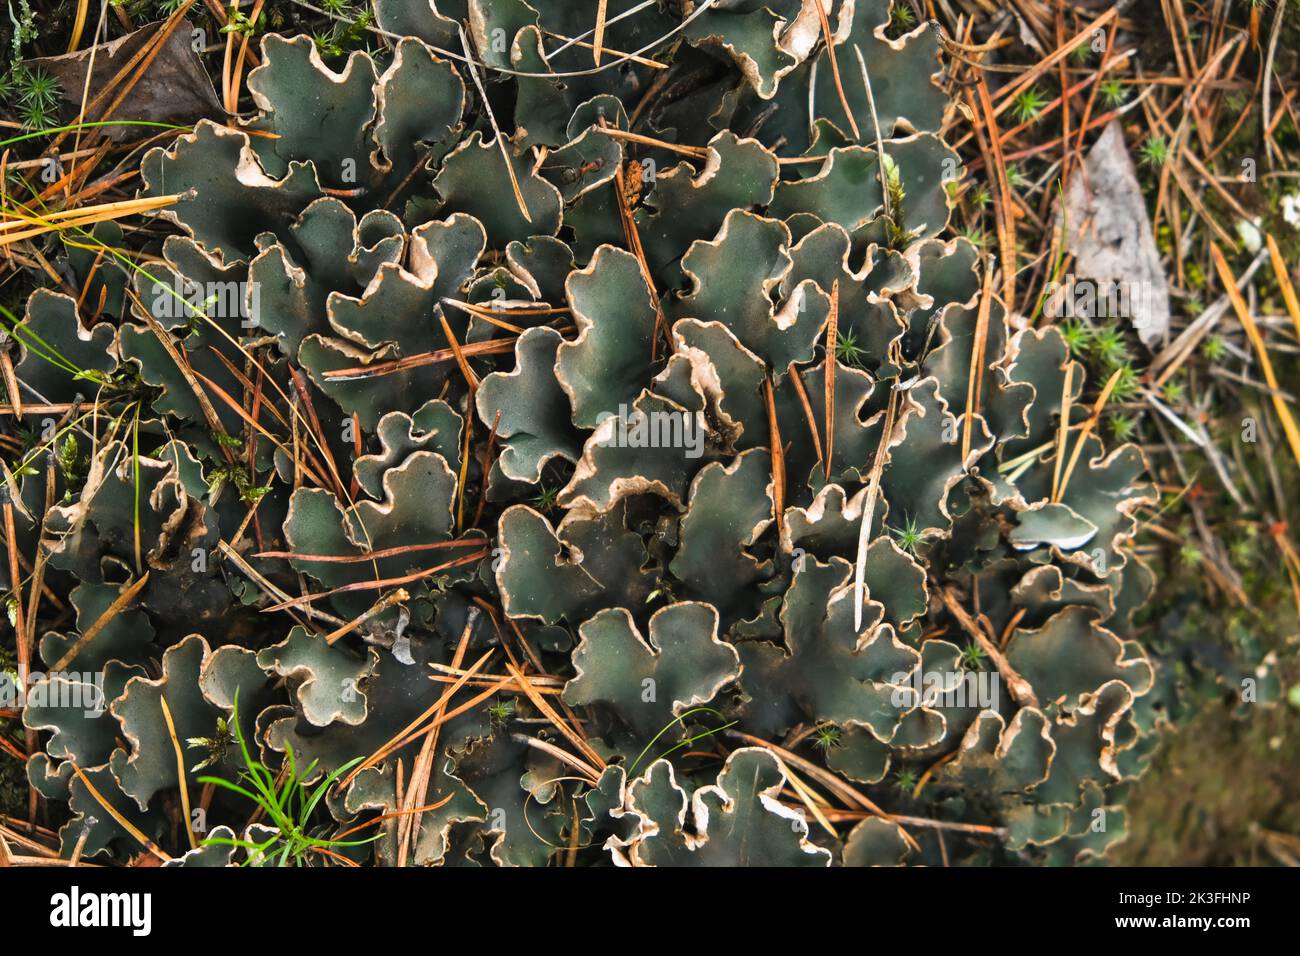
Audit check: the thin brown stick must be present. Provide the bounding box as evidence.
[939,588,1038,708]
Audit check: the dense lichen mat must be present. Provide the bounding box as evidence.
[1,0,1284,868]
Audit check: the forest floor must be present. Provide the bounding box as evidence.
[1,0,1298,865]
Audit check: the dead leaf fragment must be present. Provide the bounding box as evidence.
[1060,121,1171,346]
[27,19,223,142]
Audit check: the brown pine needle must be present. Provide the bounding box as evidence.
[255,539,484,565]
[190,369,327,488]
[427,672,563,694]
[458,25,531,223]
[228,0,266,114]
[438,312,480,392]
[288,365,349,499]
[309,845,359,866]
[50,572,150,672]
[440,298,528,334]
[1212,243,1300,472]
[989,7,1120,120]
[594,126,709,158]
[592,0,609,65]
[962,258,995,463]
[764,377,786,540]
[322,337,522,380]
[2,498,29,689]
[971,78,1016,312]
[1050,362,1075,503]
[472,409,503,529]
[70,765,170,863]
[813,0,860,140]
[399,617,472,863]
[512,734,602,783]
[262,550,488,612]
[0,195,179,232]
[332,794,455,842]
[782,765,838,839]
[505,661,606,771]
[1000,607,1028,651]
[541,30,665,69]
[787,362,824,467]
[158,698,197,851]
[67,0,90,53]
[69,834,97,866]
[1266,234,1300,342]
[342,648,497,791]
[912,749,958,799]
[215,541,345,629]
[1056,366,1124,503]
[594,126,821,167]
[824,280,839,480]
[725,730,915,850]
[0,195,180,247]
[601,120,666,357]
[127,290,238,464]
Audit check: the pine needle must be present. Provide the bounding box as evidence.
[1266,234,1300,342]
[69,765,170,863]
[787,362,825,468]
[158,698,198,850]
[458,25,532,223]
[764,377,786,540]
[50,572,150,672]
[1212,243,1300,472]
[962,257,995,463]
[824,280,839,480]
[592,0,609,65]
[813,0,860,140]
[1050,361,1074,502]
[1056,366,1124,503]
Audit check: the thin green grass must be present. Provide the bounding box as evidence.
[197,694,378,866]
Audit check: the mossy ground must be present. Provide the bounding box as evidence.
[1118,701,1300,865]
